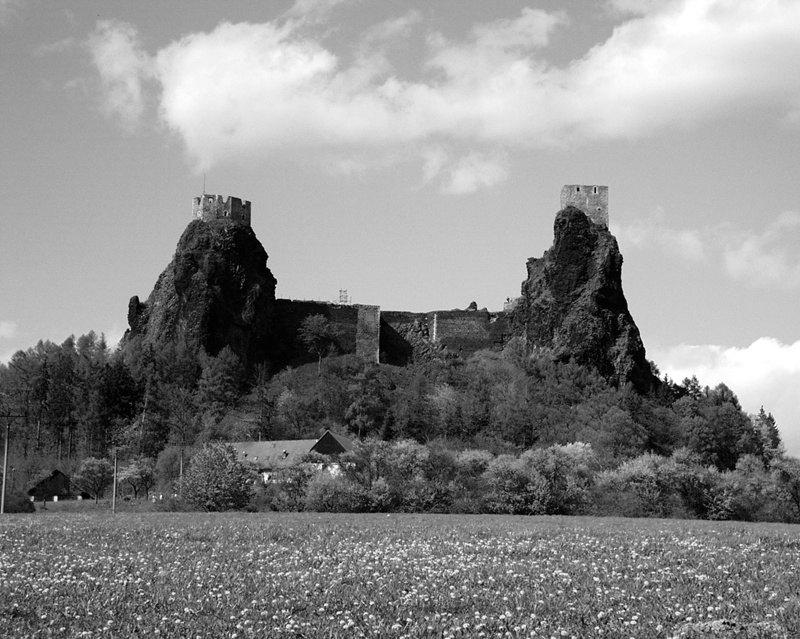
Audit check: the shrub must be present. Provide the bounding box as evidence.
[304,473,369,512]
[182,443,255,512]
[483,454,550,515]
[2,490,35,514]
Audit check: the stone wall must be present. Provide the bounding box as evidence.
[274,299,380,366]
[431,309,511,355]
[192,194,252,225]
[381,308,511,361]
[560,185,608,227]
[356,305,380,363]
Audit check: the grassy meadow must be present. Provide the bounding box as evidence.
[1,508,799,638]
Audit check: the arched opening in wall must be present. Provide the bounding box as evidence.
[593,187,598,194]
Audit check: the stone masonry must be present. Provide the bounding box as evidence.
[192,194,252,225]
[560,185,608,227]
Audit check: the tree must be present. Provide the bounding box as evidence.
[118,457,156,499]
[299,314,338,373]
[73,457,114,503]
[196,347,244,415]
[182,443,254,511]
[753,408,784,464]
[771,457,800,521]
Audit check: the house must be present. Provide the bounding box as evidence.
[230,430,353,482]
[27,470,72,502]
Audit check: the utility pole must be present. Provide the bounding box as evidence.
[111,448,118,514]
[1,415,9,515]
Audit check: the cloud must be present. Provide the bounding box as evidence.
[616,210,800,289]
[441,150,510,194]
[722,212,800,289]
[101,323,126,352]
[34,37,77,57]
[606,0,672,16]
[0,0,21,27]
[652,338,800,457]
[87,1,800,179]
[284,0,359,25]
[360,11,422,50]
[613,210,705,261]
[0,320,18,340]
[86,20,153,130]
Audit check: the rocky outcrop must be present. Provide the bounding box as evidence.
[126,218,278,370]
[513,206,657,393]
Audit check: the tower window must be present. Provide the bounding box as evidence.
[576,186,580,192]
[593,187,598,194]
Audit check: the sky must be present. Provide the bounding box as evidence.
[2,0,799,452]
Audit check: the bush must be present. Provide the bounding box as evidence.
[304,473,370,512]
[483,454,550,515]
[182,443,255,512]
[2,490,35,514]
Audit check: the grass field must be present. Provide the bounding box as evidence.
[1,509,799,638]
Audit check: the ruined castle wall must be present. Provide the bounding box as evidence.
[192,194,251,225]
[430,310,510,355]
[381,309,511,360]
[560,185,608,226]
[274,299,380,366]
[226,197,251,225]
[356,305,380,363]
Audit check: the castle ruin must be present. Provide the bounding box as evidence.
[193,194,251,226]
[560,185,608,227]
[182,187,608,365]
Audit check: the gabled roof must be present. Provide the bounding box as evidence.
[230,430,354,469]
[310,430,353,455]
[27,469,72,498]
[230,439,317,469]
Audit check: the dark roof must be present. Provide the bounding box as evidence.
[310,430,353,455]
[230,439,317,469]
[27,469,72,498]
[230,430,354,469]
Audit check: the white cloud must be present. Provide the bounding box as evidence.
[87,1,800,180]
[0,320,17,340]
[653,339,800,457]
[613,210,705,261]
[284,0,359,25]
[86,20,153,130]
[606,0,674,16]
[360,11,422,50]
[723,212,800,289]
[616,210,800,289]
[0,0,21,27]
[420,146,448,184]
[442,151,509,195]
[101,323,126,352]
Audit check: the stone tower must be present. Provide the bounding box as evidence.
[560,185,608,227]
[192,194,251,226]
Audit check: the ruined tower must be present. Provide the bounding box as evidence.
[560,185,608,227]
[192,194,251,226]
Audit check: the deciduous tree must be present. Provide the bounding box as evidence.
[182,443,254,511]
[73,457,114,503]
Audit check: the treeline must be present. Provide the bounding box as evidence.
[253,439,800,522]
[0,326,790,521]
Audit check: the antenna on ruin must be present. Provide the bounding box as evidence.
[202,173,206,195]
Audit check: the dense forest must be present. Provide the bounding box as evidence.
[2,321,797,521]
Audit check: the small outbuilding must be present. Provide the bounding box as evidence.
[27,470,73,502]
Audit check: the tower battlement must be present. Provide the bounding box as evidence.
[192,194,251,226]
[560,185,608,227]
